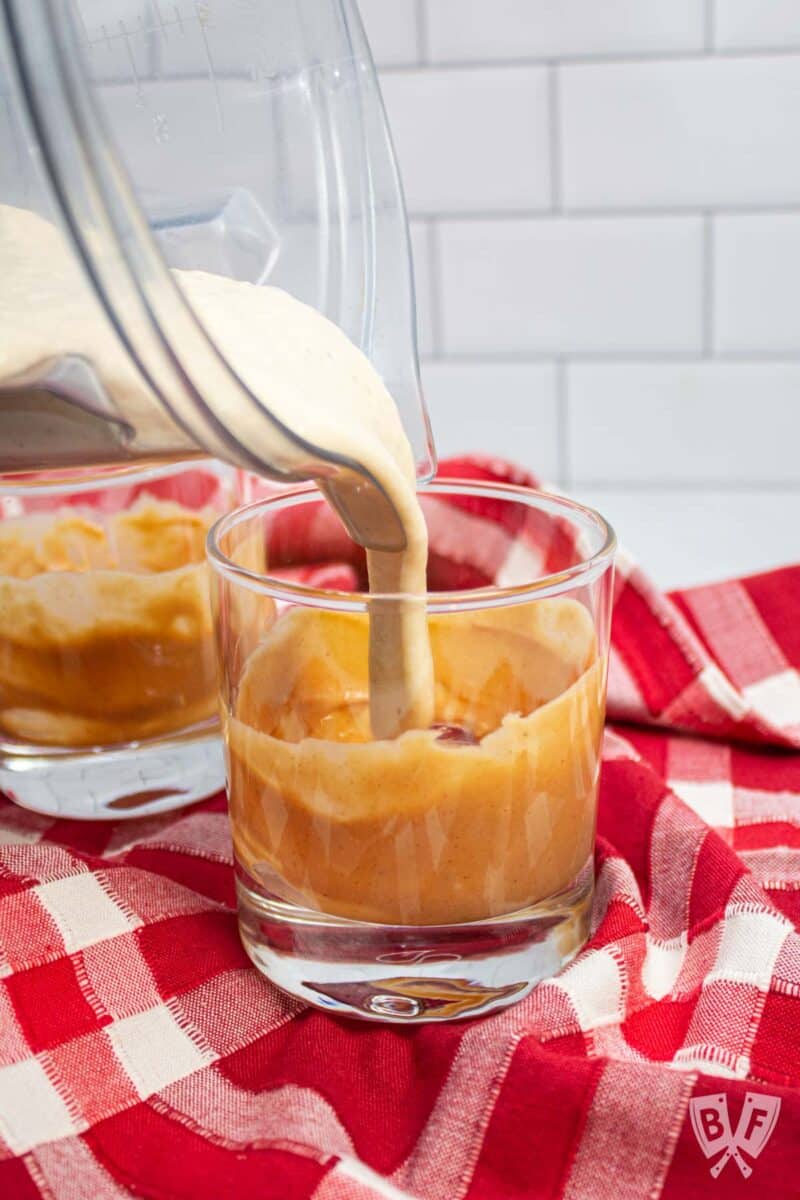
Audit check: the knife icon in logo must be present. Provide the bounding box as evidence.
[690,1092,781,1178]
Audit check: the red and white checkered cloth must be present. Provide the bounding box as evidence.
[1,456,799,1199]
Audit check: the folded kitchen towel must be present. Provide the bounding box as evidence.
[0,456,799,1200]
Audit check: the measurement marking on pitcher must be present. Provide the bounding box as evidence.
[151,0,169,40]
[77,3,223,137]
[74,5,92,52]
[194,0,225,132]
[78,8,206,48]
[120,21,145,107]
[153,113,170,144]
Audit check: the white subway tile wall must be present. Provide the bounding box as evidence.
[561,57,800,210]
[425,1,706,62]
[422,361,560,478]
[438,217,703,354]
[355,0,419,65]
[409,222,436,357]
[381,67,550,214]
[358,1,800,586]
[567,363,800,484]
[713,214,800,352]
[713,1,800,52]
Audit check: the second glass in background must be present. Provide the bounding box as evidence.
[0,462,232,819]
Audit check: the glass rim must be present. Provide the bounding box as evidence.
[206,478,617,609]
[0,457,215,497]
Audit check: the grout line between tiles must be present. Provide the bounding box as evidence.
[415,0,429,65]
[704,0,716,53]
[423,350,800,365]
[403,204,800,222]
[702,212,714,357]
[555,359,569,487]
[375,45,800,73]
[547,65,562,211]
[427,220,446,358]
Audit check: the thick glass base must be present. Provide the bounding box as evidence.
[237,860,593,1023]
[0,727,225,820]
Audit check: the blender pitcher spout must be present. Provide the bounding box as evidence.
[0,0,436,503]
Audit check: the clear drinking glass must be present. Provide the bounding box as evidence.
[0,462,232,819]
[208,480,616,1023]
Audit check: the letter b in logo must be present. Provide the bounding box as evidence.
[699,1105,725,1143]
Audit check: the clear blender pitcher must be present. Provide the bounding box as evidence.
[0,0,434,818]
